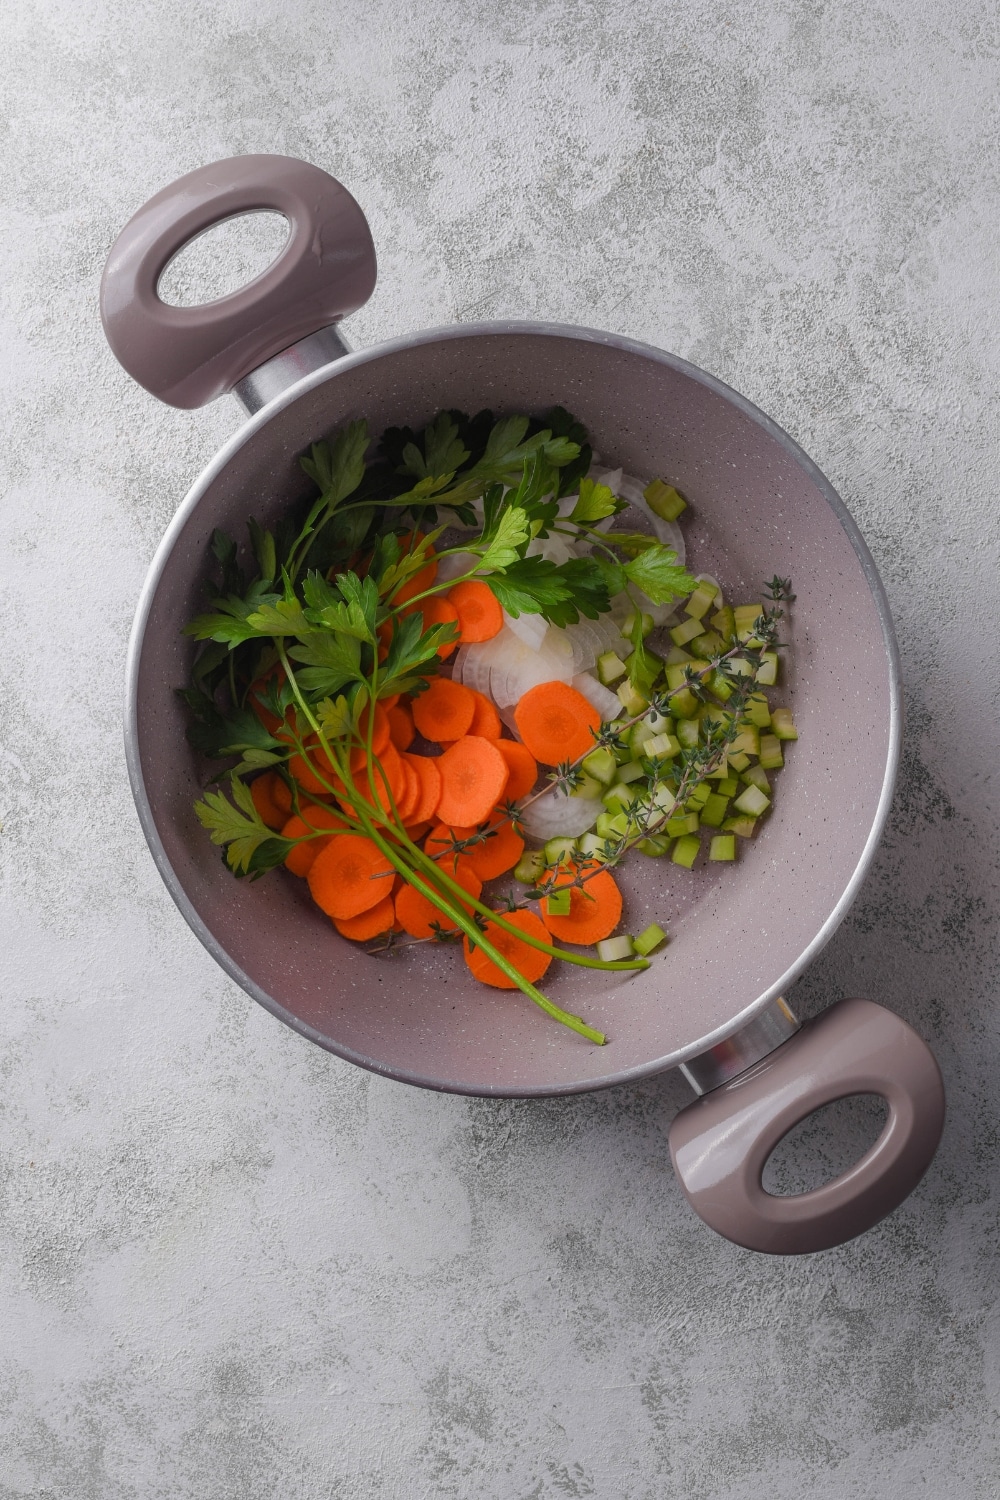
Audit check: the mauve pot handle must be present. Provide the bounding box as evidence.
[99,155,376,409]
[668,999,945,1254]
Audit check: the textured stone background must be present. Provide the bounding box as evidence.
[2,0,999,1495]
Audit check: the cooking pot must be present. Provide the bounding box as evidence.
[100,155,945,1254]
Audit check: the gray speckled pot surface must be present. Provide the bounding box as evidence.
[128,323,898,1095]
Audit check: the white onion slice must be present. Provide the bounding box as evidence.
[503,609,549,652]
[571,672,622,722]
[490,632,576,709]
[434,549,479,583]
[519,789,603,839]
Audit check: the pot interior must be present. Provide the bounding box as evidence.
[132,328,895,1094]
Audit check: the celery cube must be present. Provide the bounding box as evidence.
[717,776,739,797]
[633,922,667,956]
[616,759,645,784]
[755,652,779,686]
[676,719,700,750]
[734,604,764,642]
[722,815,757,838]
[666,813,699,838]
[770,707,798,741]
[728,752,751,772]
[545,889,572,917]
[690,630,726,661]
[622,610,654,639]
[686,781,712,808]
[597,651,627,686]
[709,835,736,862]
[644,479,687,521]
[670,687,700,719]
[741,764,771,795]
[708,670,733,701]
[595,812,619,838]
[514,849,546,885]
[711,605,735,643]
[700,793,730,828]
[666,646,694,666]
[578,832,613,861]
[581,747,618,785]
[729,726,760,757]
[733,784,770,818]
[671,835,701,868]
[616,680,648,716]
[570,773,603,800]
[603,783,638,812]
[544,836,578,865]
[742,692,771,728]
[637,834,671,857]
[684,582,718,621]
[759,734,784,770]
[597,934,636,962]
[670,616,704,647]
[646,732,680,761]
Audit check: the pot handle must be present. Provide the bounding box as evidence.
[668,998,945,1254]
[99,155,376,409]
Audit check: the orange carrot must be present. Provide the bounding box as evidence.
[380,693,401,710]
[393,557,438,604]
[288,740,338,796]
[541,865,623,945]
[402,752,443,823]
[493,739,538,801]
[333,895,396,941]
[307,834,395,919]
[336,743,408,815]
[463,910,553,989]
[358,701,391,757]
[403,818,432,841]
[513,680,600,765]
[281,804,349,877]
[447,579,503,642]
[468,690,501,740]
[406,596,459,658]
[411,677,476,742]
[461,815,524,881]
[387,702,415,751]
[250,771,287,831]
[436,736,509,827]
[394,758,421,823]
[394,864,483,939]
[424,822,480,880]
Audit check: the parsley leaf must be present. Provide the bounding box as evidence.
[485,555,609,626]
[195,778,293,875]
[300,420,369,509]
[623,546,697,604]
[478,506,531,571]
[569,477,620,525]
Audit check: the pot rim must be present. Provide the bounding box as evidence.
[124,318,902,1097]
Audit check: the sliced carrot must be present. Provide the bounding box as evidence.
[387,702,415,751]
[463,910,552,989]
[447,579,504,643]
[436,736,509,827]
[337,744,407,815]
[307,834,395,919]
[402,753,443,824]
[405,596,459,658]
[393,558,438,605]
[333,895,396,941]
[281,804,349,877]
[403,818,432,841]
[380,693,401,711]
[394,864,483,939]
[250,771,287,831]
[493,738,538,801]
[424,822,480,880]
[394,758,421,823]
[513,680,601,765]
[460,815,524,881]
[411,677,476,742]
[288,740,338,796]
[357,701,391,757]
[271,776,293,816]
[468,690,502,740]
[541,864,623,945]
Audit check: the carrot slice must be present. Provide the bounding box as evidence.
[307,834,395,919]
[468,690,502,740]
[447,579,504,642]
[493,739,538,801]
[403,818,432,841]
[337,744,407,814]
[513,680,601,765]
[541,864,623,945]
[393,558,438,605]
[394,865,483,939]
[436,736,509,827]
[411,678,476,742]
[461,816,524,881]
[288,740,338,796]
[424,822,480,880]
[333,895,396,941]
[402,753,443,824]
[387,702,415,751]
[281,804,349,877]
[250,771,287,831]
[394,758,421,823]
[357,701,391,757]
[463,910,553,989]
[407,596,459,658]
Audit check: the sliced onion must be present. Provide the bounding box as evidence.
[519,789,603,839]
[435,549,479,582]
[490,631,576,709]
[571,672,622,722]
[503,609,549,652]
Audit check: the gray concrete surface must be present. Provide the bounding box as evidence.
[2,0,998,1494]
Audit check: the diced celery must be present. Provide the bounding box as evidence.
[646,709,672,734]
[633,922,667,956]
[595,812,619,838]
[627,648,663,695]
[617,759,645,784]
[723,815,758,838]
[665,662,693,692]
[645,732,680,761]
[758,734,784,770]
[770,707,798,741]
[741,764,771,795]
[629,721,656,756]
[684,582,718,620]
[650,783,678,813]
[597,934,636,962]
[700,793,730,828]
[686,781,712,808]
[637,834,671,857]
[733,783,770,818]
[603,811,632,838]
[755,652,779,686]
[665,812,699,838]
[708,670,733,702]
[603,785,638,814]
[670,687,700,719]
[709,835,736,862]
[622,610,655,639]
[616,679,648,716]
[710,604,735,643]
[726,655,755,678]
[690,630,726,661]
[676,719,700,750]
[597,651,628,686]
[513,849,546,885]
[581,746,618,785]
[728,750,751,772]
[644,479,687,521]
[578,832,613,861]
[544,836,578,865]
[717,775,739,797]
[743,692,771,728]
[670,616,704,647]
[666,646,694,666]
[571,773,604,800]
[729,726,760,757]
[671,834,700,868]
[734,604,765,642]
[545,889,572,917]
